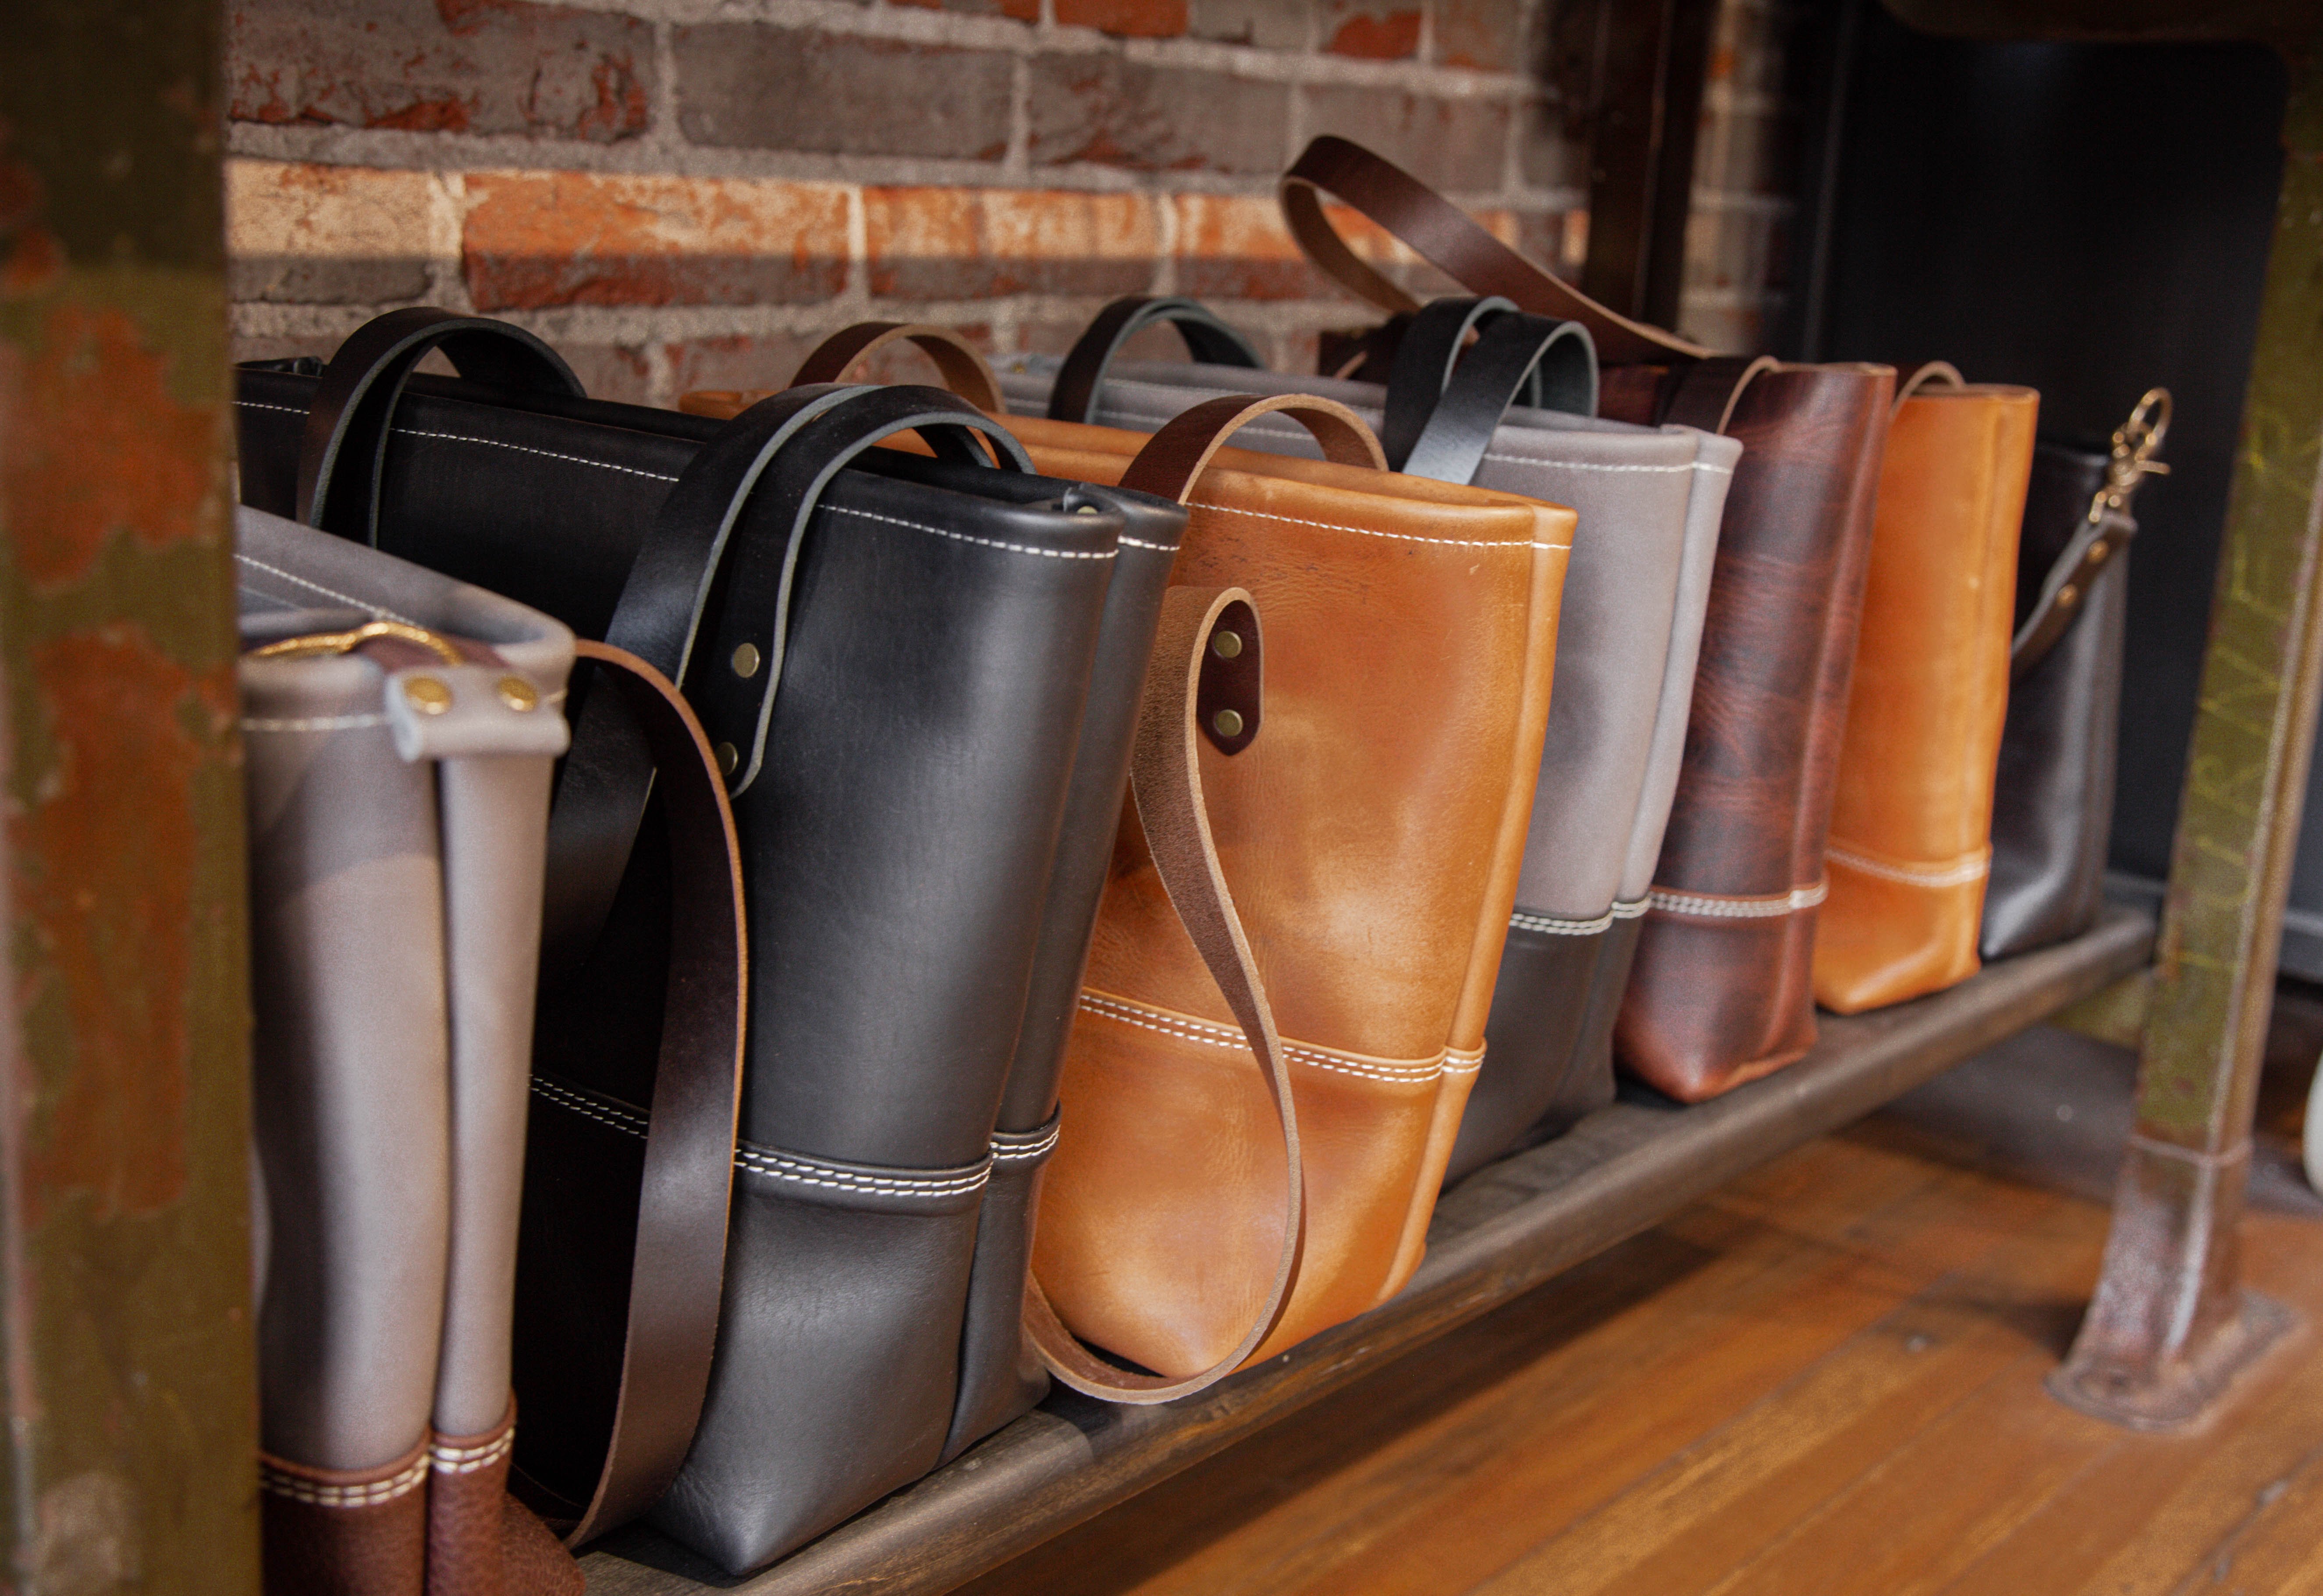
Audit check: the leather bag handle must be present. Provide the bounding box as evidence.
[1892,360,1966,416]
[1279,135,1711,369]
[2011,387,2171,681]
[530,640,747,1547]
[297,306,584,542]
[787,322,1009,414]
[1660,354,1783,436]
[1023,584,1305,1403]
[1047,296,1266,425]
[1379,296,1598,482]
[1118,392,1388,501]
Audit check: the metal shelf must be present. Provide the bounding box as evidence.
[582,905,2155,1596]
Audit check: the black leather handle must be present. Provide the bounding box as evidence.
[1379,297,1599,483]
[296,307,583,541]
[1048,295,1265,425]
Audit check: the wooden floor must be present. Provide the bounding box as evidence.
[958,1031,2323,1596]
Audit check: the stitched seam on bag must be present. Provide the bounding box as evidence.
[733,1143,991,1195]
[260,1457,428,1507]
[1078,991,1446,1083]
[429,1430,514,1475]
[1824,844,1991,889]
[1510,907,1613,936]
[1116,534,1180,552]
[1478,454,1726,477]
[992,1121,1062,1161]
[828,504,1117,561]
[1647,881,1829,919]
[235,554,423,628]
[392,427,684,484]
[240,713,391,733]
[237,400,308,416]
[1609,896,1651,919]
[531,1076,647,1138]
[1186,500,1532,553]
[1443,1045,1484,1074]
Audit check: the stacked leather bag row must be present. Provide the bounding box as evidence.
[231,135,2170,1590]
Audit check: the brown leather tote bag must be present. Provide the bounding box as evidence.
[1813,365,2038,1013]
[687,343,1571,1390]
[1279,136,1893,1101]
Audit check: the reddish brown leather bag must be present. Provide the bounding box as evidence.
[686,340,1571,1390]
[1814,365,2038,1013]
[1280,137,1893,1101]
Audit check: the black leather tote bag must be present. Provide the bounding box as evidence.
[1982,389,2168,960]
[235,309,1187,1573]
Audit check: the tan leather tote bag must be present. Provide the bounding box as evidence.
[1813,365,2039,1013]
[689,338,1572,1393]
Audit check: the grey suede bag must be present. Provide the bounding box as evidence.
[1005,296,1736,1180]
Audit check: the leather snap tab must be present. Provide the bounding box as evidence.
[496,676,539,712]
[403,676,453,715]
[731,642,762,679]
[1196,598,1261,756]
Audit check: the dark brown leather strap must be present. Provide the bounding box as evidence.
[788,323,1007,413]
[2011,388,2171,680]
[1659,354,1782,436]
[1023,585,1305,1403]
[553,640,745,1544]
[1118,393,1386,501]
[1047,296,1264,425]
[1279,135,1711,369]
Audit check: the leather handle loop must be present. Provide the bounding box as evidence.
[1025,586,1304,1403]
[297,307,583,541]
[1119,394,1387,504]
[547,640,746,1546]
[2010,506,2135,682]
[1047,296,1266,425]
[1280,135,1710,368]
[790,322,1008,414]
[1660,354,1783,436]
[1380,297,1600,481]
[1892,360,1967,416]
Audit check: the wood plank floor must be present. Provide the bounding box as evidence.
[958,1027,2323,1596]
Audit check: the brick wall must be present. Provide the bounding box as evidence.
[224,0,1795,408]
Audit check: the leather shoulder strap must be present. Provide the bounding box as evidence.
[1380,297,1598,483]
[789,322,1007,413]
[548,640,746,1545]
[297,307,583,541]
[1280,135,1710,369]
[1660,354,1782,435]
[2011,389,2172,679]
[1048,296,1265,425]
[1024,585,1303,1402]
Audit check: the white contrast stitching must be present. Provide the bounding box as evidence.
[992,1121,1062,1161]
[828,504,1117,560]
[234,554,421,628]
[1077,991,1447,1084]
[531,1076,646,1138]
[1186,500,1533,552]
[1479,454,1695,474]
[1510,907,1613,936]
[260,1457,428,1508]
[429,1430,515,1475]
[734,1145,991,1196]
[237,400,307,416]
[393,427,682,484]
[1825,845,1991,889]
[1609,896,1651,920]
[240,714,390,733]
[1647,881,1829,919]
[1116,535,1181,552]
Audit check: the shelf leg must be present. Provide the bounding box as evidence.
[2052,38,2323,1431]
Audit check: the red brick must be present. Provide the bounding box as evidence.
[1170,194,1334,301]
[1435,0,1526,70]
[462,172,850,310]
[864,187,1160,300]
[1321,1,1421,60]
[1029,55,1289,173]
[1185,0,1308,48]
[227,161,451,304]
[558,344,656,405]
[227,0,648,142]
[675,27,1012,161]
[668,334,821,404]
[1055,0,1188,37]
[1300,85,1510,192]
[887,0,1039,18]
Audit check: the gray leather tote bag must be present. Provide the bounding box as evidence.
[1003,297,1737,1179]
[240,505,591,1595]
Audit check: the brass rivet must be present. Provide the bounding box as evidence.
[1073,503,1103,515]
[2058,584,2080,608]
[403,676,453,715]
[497,675,539,712]
[714,742,738,776]
[1211,708,1244,738]
[1211,630,1243,660]
[2086,540,2109,565]
[731,642,762,679]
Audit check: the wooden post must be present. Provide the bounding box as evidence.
[2049,33,2323,1429]
[0,0,259,1586]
